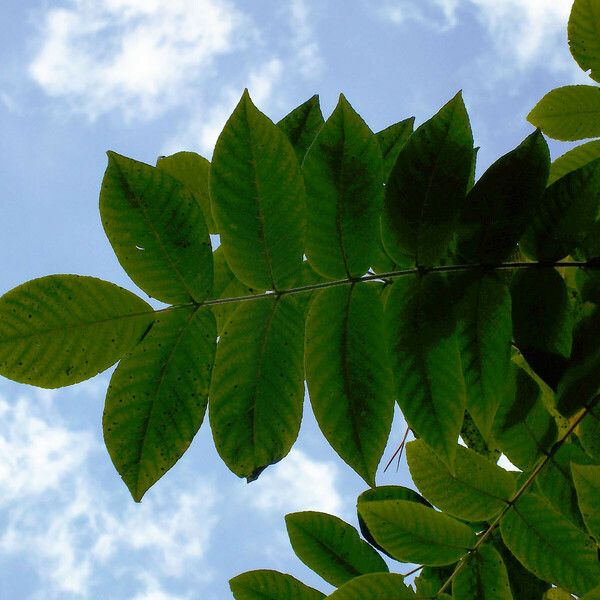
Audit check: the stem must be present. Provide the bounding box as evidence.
[199,260,593,308]
[435,394,600,597]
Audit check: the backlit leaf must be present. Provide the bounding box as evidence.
[285,511,388,587]
[527,85,600,141]
[453,544,512,600]
[305,284,394,485]
[520,158,600,262]
[406,439,515,521]
[303,94,384,279]
[100,151,213,303]
[571,463,600,544]
[457,130,549,263]
[210,90,305,290]
[549,140,600,185]
[382,92,473,266]
[358,499,476,565]
[0,275,153,388]
[376,117,415,179]
[230,570,325,600]
[500,492,600,596]
[209,296,305,480]
[103,307,216,502]
[385,273,466,469]
[156,150,217,233]
[326,573,414,599]
[277,95,325,162]
[568,0,600,83]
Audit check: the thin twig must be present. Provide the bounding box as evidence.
[384,425,411,473]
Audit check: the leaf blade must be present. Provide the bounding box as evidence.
[326,573,414,599]
[568,0,600,83]
[277,95,325,162]
[230,570,325,600]
[571,463,600,544]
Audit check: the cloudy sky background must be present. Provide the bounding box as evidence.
[0,0,588,598]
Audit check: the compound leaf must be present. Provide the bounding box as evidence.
[209,296,305,481]
[305,284,394,485]
[285,511,388,587]
[358,499,476,566]
[101,151,213,304]
[406,439,515,522]
[103,307,216,502]
[277,95,325,162]
[210,90,305,291]
[385,273,466,469]
[382,92,473,266]
[230,570,325,600]
[156,150,217,233]
[0,275,153,388]
[303,94,384,279]
[500,492,600,597]
[528,85,600,141]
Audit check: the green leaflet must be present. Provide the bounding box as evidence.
[457,130,550,264]
[0,275,153,388]
[527,85,600,141]
[549,140,600,185]
[210,246,258,334]
[103,307,216,502]
[100,151,213,304]
[536,444,594,528]
[382,91,473,267]
[305,284,394,485]
[229,570,325,600]
[406,439,515,522]
[571,463,600,544]
[568,0,600,83]
[520,157,600,262]
[556,346,600,417]
[579,403,600,460]
[356,485,431,558]
[500,492,600,597]
[358,499,476,566]
[285,511,388,587]
[544,589,577,600]
[156,150,217,233]
[510,269,572,390]
[277,95,325,162]
[303,94,384,279]
[327,573,414,599]
[451,272,512,439]
[210,90,305,291]
[385,273,466,469]
[492,363,557,471]
[460,410,501,462]
[453,544,512,600]
[209,296,305,481]
[584,583,600,599]
[376,117,415,180]
[414,566,455,597]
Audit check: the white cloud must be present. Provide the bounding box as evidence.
[380,0,575,72]
[0,391,218,598]
[29,0,247,120]
[244,449,344,516]
[287,0,324,79]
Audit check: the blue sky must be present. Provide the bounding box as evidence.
[0,1,586,598]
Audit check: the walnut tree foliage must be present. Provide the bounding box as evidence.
[2,1,600,598]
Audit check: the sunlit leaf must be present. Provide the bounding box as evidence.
[303,94,384,279]
[229,570,325,600]
[305,283,394,485]
[453,544,512,600]
[210,90,305,290]
[0,275,153,388]
[326,573,414,599]
[500,491,600,596]
[528,85,600,141]
[358,499,476,566]
[100,151,213,303]
[209,296,305,481]
[549,140,600,185]
[277,95,325,162]
[406,439,515,521]
[385,273,466,469]
[568,0,600,83]
[156,150,217,233]
[382,92,473,266]
[285,511,388,587]
[104,307,216,502]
